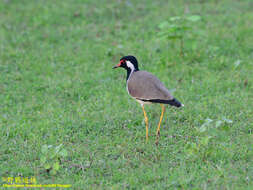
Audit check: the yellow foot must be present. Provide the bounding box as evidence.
[155,104,165,145]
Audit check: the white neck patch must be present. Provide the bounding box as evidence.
[126,61,135,71]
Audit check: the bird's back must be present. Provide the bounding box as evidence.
[127,71,174,101]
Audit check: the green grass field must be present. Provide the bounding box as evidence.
[0,0,253,189]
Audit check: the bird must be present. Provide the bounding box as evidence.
[113,55,184,144]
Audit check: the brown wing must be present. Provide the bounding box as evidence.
[127,71,174,100]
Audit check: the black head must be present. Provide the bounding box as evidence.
[113,55,139,71]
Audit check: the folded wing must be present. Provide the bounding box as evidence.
[127,71,174,101]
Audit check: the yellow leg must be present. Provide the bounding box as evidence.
[156,104,165,145]
[141,105,149,143]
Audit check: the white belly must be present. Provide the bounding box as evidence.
[135,99,152,105]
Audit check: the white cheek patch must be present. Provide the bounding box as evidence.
[126,61,135,71]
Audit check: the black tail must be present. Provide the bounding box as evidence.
[137,98,184,107]
[166,98,183,107]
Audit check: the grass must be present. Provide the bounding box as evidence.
[0,0,253,189]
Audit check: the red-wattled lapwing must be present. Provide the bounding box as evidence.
[113,55,184,144]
